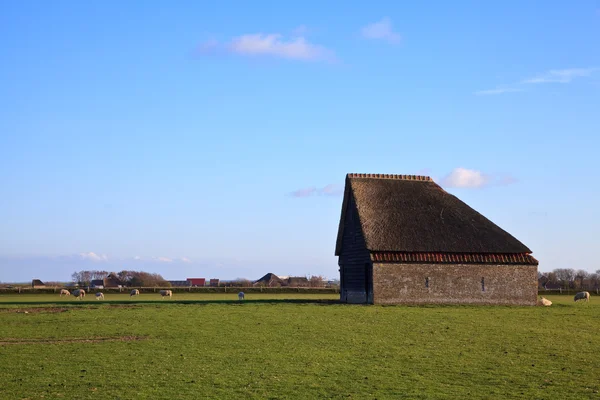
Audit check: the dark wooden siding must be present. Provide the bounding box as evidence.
[339,193,371,265]
[339,193,372,303]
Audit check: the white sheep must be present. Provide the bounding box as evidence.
[130,289,140,297]
[59,289,70,297]
[72,289,86,300]
[95,292,104,300]
[574,291,590,302]
[540,297,552,306]
[159,290,172,299]
[238,292,245,300]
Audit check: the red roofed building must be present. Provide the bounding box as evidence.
[187,278,205,287]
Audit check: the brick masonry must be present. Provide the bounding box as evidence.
[372,263,538,305]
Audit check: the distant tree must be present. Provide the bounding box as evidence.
[553,268,575,288]
[71,270,93,286]
[590,272,600,289]
[114,270,169,287]
[308,275,326,287]
[574,270,589,290]
[537,271,545,280]
[90,270,108,280]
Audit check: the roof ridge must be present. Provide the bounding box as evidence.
[347,173,432,182]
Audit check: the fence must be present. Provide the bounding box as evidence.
[0,286,340,295]
[538,288,599,296]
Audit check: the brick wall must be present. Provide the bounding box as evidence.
[372,263,538,305]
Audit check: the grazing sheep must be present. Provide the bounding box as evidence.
[540,297,552,306]
[72,289,86,300]
[130,289,140,297]
[159,290,172,299]
[95,292,104,300]
[238,292,245,300]
[574,291,590,302]
[59,289,70,297]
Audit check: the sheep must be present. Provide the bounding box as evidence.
[72,289,86,300]
[59,289,70,297]
[574,291,590,302]
[238,292,245,300]
[95,292,104,300]
[540,297,552,306]
[159,290,172,299]
[130,289,140,297]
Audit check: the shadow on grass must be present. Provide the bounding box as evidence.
[0,299,343,306]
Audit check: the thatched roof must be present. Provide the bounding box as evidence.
[335,173,533,256]
[103,274,123,287]
[287,277,309,287]
[254,273,285,287]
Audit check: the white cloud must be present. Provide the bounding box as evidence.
[199,32,335,62]
[474,87,524,96]
[522,68,598,84]
[476,67,598,95]
[79,252,108,262]
[290,184,344,198]
[156,257,173,263]
[361,17,401,44]
[290,187,317,198]
[180,257,192,263]
[320,184,344,196]
[229,34,333,61]
[133,256,142,260]
[439,168,490,189]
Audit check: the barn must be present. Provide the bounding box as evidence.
[335,173,539,305]
[91,279,104,289]
[254,273,285,287]
[103,274,123,288]
[31,279,45,288]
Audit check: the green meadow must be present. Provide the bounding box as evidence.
[0,294,598,399]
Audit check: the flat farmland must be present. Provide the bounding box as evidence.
[0,295,598,399]
[0,292,339,304]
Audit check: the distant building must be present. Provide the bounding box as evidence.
[168,280,190,287]
[103,274,123,288]
[32,279,45,288]
[209,279,220,287]
[91,280,104,289]
[187,278,205,287]
[542,282,563,291]
[254,273,285,287]
[287,277,309,287]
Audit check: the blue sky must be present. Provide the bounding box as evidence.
[1,1,599,282]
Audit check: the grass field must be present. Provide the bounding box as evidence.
[0,294,598,399]
[0,292,340,304]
